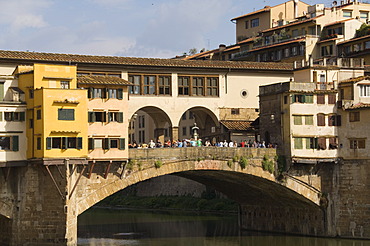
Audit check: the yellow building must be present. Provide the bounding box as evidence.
[15,64,88,159]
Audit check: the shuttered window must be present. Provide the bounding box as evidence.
[58,109,75,121]
[317,114,325,126]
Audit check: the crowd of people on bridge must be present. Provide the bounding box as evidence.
[129,139,277,149]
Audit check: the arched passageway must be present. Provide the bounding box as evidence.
[129,106,172,146]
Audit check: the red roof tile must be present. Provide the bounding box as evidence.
[77,75,132,85]
[0,50,293,71]
[220,120,254,131]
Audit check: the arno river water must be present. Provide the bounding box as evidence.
[78,207,370,246]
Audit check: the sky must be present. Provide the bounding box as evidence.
[0,0,323,58]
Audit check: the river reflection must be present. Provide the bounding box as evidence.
[78,207,370,246]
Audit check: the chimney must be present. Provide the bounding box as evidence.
[294,0,299,18]
[219,44,226,51]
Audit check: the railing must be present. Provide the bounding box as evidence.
[129,147,276,161]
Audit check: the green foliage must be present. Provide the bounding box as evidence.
[262,155,274,174]
[126,159,135,171]
[238,156,248,169]
[232,155,239,163]
[137,161,143,171]
[154,160,163,169]
[275,155,286,176]
[227,159,233,168]
[355,23,370,38]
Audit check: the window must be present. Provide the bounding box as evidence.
[178,76,190,95]
[46,137,82,150]
[293,115,302,125]
[207,77,218,96]
[88,111,106,122]
[321,45,333,56]
[88,138,103,149]
[291,46,298,56]
[359,85,370,97]
[343,11,352,18]
[139,115,145,128]
[29,119,34,129]
[245,20,249,29]
[284,48,290,58]
[37,109,41,120]
[306,137,318,149]
[317,114,325,126]
[182,127,187,136]
[251,18,259,28]
[178,75,218,97]
[304,115,314,125]
[129,75,141,94]
[108,112,123,123]
[231,108,240,115]
[318,137,326,150]
[317,94,325,104]
[292,94,313,103]
[181,113,186,120]
[4,112,25,121]
[350,139,366,149]
[328,114,341,126]
[349,111,360,122]
[129,74,171,95]
[360,11,369,19]
[29,89,34,99]
[292,29,299,38]
[0,136,18,151]
[189,111,194,119]
[144,76,156,95]
[366,41,370,50]
[58,109,74,121]
[329,137,338,149]
[37,137,41,150]
[101,138,125,150]
[328,94,336,104]
[60,81,70,89]
[159,76,171,95]
[294,137,303,149]
[192,77,204,96]
[284,96,288,104]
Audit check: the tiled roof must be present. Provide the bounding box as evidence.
[77,75,132,85]
[231,7,271,21]
[220,120,254,131]
[346,102,370,110]
[249,38,305,52]
[261,15,322,33]
[339,76,370,83]
[337,34,370,45]
[324,18,355,27]
[0,50,293,71]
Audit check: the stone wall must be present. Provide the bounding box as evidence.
[320,159,370,238]
[240,205,325,236]
[0,215,11,245]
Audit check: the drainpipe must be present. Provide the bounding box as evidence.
[224,68,231,94]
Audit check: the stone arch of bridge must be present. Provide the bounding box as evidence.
[76,159,321,216]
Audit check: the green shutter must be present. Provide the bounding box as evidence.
[117,89,123,99]
[102,88,107,99]
[20,112,25,121]
[103,138,110,150]
[0,83,4,101]
[88,138,94,150]
[62,137,67,149]
[46,137,52,150]
[0,112,2,121]
[119,138,125,150]
[118,112,123,123]
[88,88,93,99]
[88,112,94,122]
[12,136,19,151]
[107,112,112,123]
[305,95,313,103]
[103,112,107,122]
[294,137,303,149]
[77,137,82,150]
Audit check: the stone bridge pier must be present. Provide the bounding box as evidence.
[0,148,369,245]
